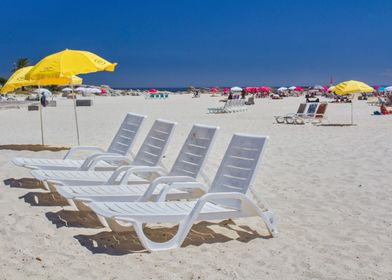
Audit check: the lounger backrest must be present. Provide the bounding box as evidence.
[132,119,176,167]
[210,134,268,209]
[297,103,307,114]
[107,113,146,155]
[169,124,219,178]
[315,103,327,118]
[306,103,318,115]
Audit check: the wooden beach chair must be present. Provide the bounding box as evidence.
[31,119,177,190]
[56,124,219,211]
[88,133,277,251]
[13,113,147,170]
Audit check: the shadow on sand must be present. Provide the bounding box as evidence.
[20,192,69,207]
[74,220,271,255]
[4,177,46,190]
[46,209,104,229]
[0,144,69,152]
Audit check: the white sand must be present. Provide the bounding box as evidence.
[0,95,391,279]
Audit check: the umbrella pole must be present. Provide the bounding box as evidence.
[351,101,354,125]
[38,84,45,145]
[71,84,81,145]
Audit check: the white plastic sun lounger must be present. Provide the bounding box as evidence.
[31,119,177,190]
[12,113,146,170]
[56,124,219,210]
[88,133,277,251]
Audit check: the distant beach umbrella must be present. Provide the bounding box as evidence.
[385,86,392,92]
[258,86,271,92]
[313,85,324,90]
[223,88,230,92]
[323,86,329,92]
[87,88,101,94]
[231,86,242,92]
[373,85,380,90]
[378,86,386,92]
[328,86,335,92]
[295,86,303,91]
[334,80,373,125]
[277,87,288,91]
[26,49,117,145]
[288,86,297,90]
[149,88,158,93]
[33,88,52,97]
[62,87,73,92]
[210,87,218,92]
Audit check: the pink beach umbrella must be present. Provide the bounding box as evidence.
[374,85,380,90]
[295,86,303,91]
[323,86,328,92]
[149,88,157,93]
[259,86,271,92]
[210,87,219,92]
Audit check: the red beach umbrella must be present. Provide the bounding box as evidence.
[210,87,219,92]
[149,88,157,93]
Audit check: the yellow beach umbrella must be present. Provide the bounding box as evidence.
[334,80,373,125]
[334,80,373,95]
[1,66,82,93]
[26,49,116,80]
[26,49,117,145]
[1,66,83,145]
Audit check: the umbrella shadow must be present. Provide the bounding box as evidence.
[74,220,271,255]
[20,191,69,207]
[46,209,104,229]
[4,178,46,190]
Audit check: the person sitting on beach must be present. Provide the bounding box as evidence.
[241,89,246,99]
[228,92,233,100]
[380,104,392,115]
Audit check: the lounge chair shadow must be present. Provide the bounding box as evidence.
[0,144,69,152]
[74,220,270,255]
[4,178,46,190]
[46,210,104,229]
[20,192,69,207]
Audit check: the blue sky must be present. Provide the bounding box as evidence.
[1,0,391,87]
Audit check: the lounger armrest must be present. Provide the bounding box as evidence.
[137,176,204,202]
[63,146,106,159]
[107,165,167,184]
[155,181,209,202]
[80,154,132,171]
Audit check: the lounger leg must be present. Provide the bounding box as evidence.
[133,220,192,251]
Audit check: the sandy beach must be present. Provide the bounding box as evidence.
[0,94,391,279]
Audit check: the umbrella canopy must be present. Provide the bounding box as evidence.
[288,86,297,90]
[231,86,242,92]
[223,88,230,93]
[62,87,73,92]
[378,86,386,92]
[149,88,157,93]
[323,86,329,92]
[295,86,303,91]
[33,88,52,97]
[26,49,117,80]
[1,66,82,93]
[210,87,218,92]
[258,86,271,92]
[374,85,380,90]
[328,86,336,92]
[334,80,373,95]
[277,87,287,91]
[313,85,323,90]
[385,86,392,92]
[87,88,101,94]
